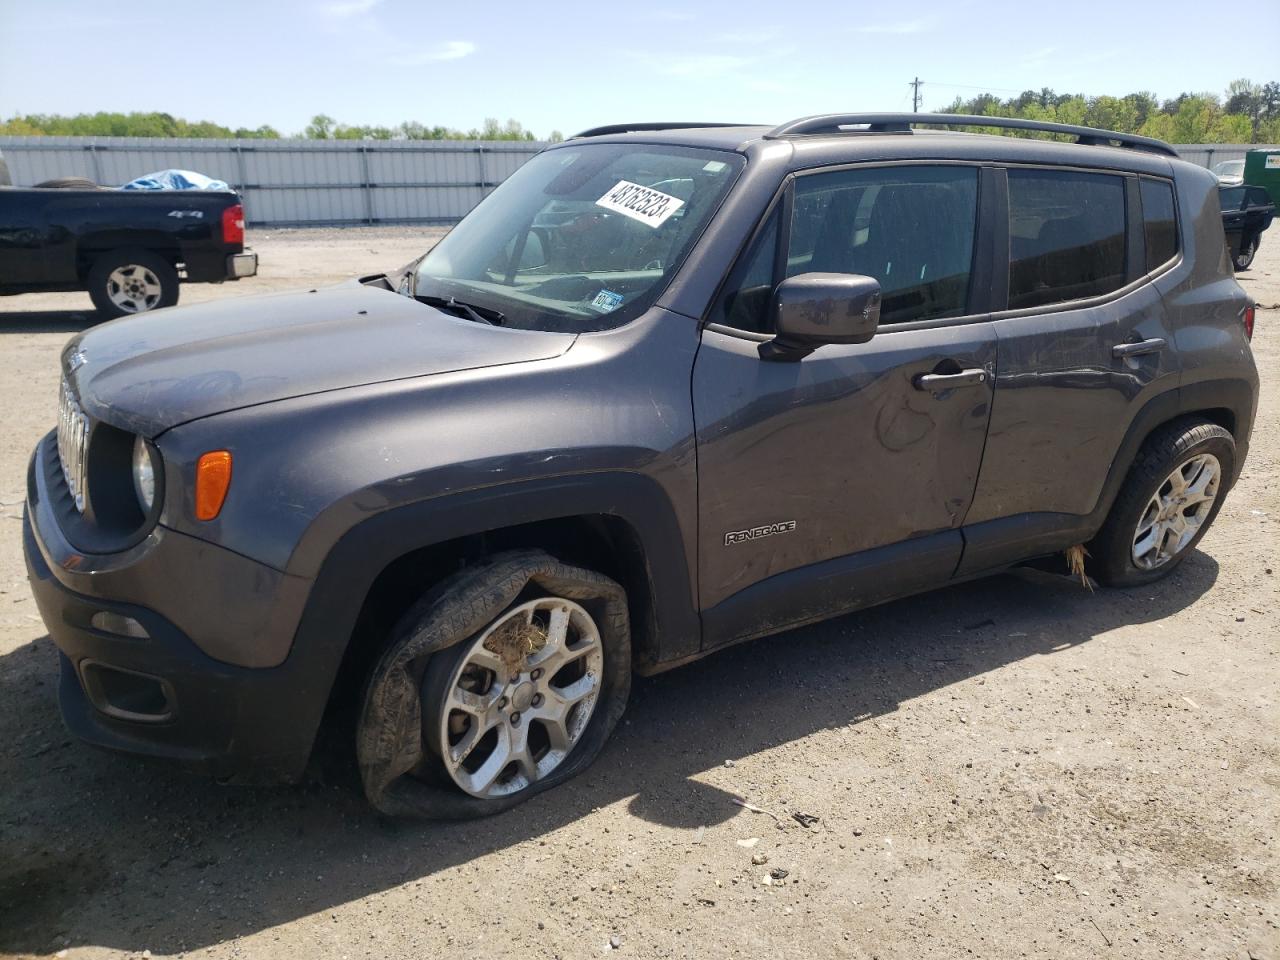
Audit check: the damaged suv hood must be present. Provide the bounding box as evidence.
[65,282,576,436]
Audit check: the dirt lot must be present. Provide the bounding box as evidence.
[0,228,1276,960]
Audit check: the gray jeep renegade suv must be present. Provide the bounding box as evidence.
[24,114,1258,818]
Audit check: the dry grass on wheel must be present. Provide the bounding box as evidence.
[482,615,548,670]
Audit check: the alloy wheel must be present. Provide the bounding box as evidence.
[1131,453,1221,570]
[431,597,604,798]
[106,264,163,313]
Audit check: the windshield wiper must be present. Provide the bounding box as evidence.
[417,294,505,326]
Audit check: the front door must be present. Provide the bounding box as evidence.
[693,163,998,647]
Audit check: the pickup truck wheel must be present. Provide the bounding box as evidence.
[87,248,179,319]
[356,550,630,819]
[1233,237,1257,271]
[1089,419,1235,587]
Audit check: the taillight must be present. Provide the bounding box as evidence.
[221,203,245,246]
[1244,303,1255,340]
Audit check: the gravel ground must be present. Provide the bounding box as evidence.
[0,228,1276,960]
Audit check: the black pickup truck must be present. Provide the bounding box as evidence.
[0,149,257,318]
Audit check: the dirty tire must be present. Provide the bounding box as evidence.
[1089,418,1235,588]
[1233,238,1257,271]
[86,247,179,320]
[34,176,102,189]
[357,550,630,819]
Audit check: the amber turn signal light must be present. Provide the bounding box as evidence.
[195,450,233,521]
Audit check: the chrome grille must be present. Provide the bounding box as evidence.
[57,379,89,512]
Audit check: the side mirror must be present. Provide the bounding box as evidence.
[760,273,881,362]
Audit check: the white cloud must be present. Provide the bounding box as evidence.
[1019,46,1056,65]
[391,40,477,65]
[713,29,778,45]
[855,18,933,34]
[650,53,752,78]
[321,0,380,17]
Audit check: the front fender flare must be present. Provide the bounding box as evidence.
[278,472,700,769]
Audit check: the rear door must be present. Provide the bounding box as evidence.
[959,167,1180,573]
[693,162,1000,646]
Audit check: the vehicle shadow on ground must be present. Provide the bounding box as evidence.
[0,310,98,335]
[0,553,1218,955]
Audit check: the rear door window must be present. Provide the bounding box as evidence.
[1140,177,1178,272]
[1007,169,1126,309]
[1218,186,1246,212]
[1245,187,1273,208]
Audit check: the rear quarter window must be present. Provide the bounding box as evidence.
[1140,177,1178,272]
[1008,169,1126,310]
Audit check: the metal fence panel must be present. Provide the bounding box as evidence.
[0,135,546,226]
[1175,143,1280,169]
[9,136,1274,226]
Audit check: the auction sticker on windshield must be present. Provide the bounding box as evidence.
[596,180,685,228]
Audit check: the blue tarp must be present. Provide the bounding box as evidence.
[120,169,230,191]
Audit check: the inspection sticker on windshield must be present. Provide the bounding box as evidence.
[596,180,685,228]
[590,289,625,312]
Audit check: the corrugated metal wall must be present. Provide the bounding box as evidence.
[1170,143,1280,168]
[0,136,545,227]
[4,137,1278,227]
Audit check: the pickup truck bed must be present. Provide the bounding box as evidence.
[0,178,256,318]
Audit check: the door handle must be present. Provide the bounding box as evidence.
[914,368,988,392]
[1112,338,1166,359]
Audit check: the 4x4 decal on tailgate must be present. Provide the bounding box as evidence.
[724,521,797,546]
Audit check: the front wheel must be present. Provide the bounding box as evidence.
[86,248,179,319]
[1089,419,1235,587]
[357,551,631,819]
[1233,237,1257,271]
[423,596,607,800]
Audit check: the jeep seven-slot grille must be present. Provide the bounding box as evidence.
[57,379,89,512]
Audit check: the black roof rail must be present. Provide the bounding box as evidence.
[765,113,1179,158]
[571,121,751,139]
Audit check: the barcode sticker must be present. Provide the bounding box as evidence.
[595,180,685,228]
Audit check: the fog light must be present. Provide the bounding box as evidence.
[90,611,150,639]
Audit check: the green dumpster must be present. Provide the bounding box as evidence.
[1243,148,1280,203]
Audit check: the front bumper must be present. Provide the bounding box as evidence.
[23,437,323,783]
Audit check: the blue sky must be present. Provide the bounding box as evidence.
[1,0,1275,139]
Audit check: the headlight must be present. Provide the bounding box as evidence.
[132,436,157,512]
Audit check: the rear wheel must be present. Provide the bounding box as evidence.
[1089,419,1235,587]
[1233,237,1257,271]
[86,248,179,319]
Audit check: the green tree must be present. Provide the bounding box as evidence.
[304,114,335,139]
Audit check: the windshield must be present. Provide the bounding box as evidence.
[1213,160,1244,177]
[414,143,744,331]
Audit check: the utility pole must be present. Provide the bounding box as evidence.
[910,77,923,113]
